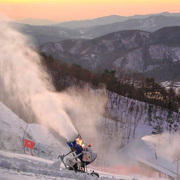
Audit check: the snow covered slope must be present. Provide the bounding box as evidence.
[0,101,67,159]
[119,137,177,179]
[0,101,171,180]
[94,91,180,165]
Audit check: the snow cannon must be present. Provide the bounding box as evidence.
[66,135,97,164]
[58,135,99,177]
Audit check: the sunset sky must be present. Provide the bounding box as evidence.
[0,0,180,22]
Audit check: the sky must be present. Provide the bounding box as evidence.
[0,0,180,22]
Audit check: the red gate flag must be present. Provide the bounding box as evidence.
[24,139,34,149]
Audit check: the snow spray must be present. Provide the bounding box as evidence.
[0,16,78,141]
[142,133,180,160]
[59,88,107,143]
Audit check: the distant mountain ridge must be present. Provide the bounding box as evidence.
[58,12,180,29]
[16,14,180,46]
[18,12,180,27]
[81,15,180,38]
[13,23,82,46]
[18,19,57,26]
[40,26,180,82]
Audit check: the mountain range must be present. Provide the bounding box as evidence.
[19,12,180,27]
[39,26,180,82]
[14,13,180,83]
[15,14,180,46]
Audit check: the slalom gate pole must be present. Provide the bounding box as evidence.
[22,109,33,153]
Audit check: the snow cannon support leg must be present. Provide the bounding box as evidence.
[58,150,73,168]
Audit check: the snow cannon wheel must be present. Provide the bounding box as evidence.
[90,171,99,177]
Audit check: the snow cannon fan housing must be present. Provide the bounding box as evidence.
[66,135,97,164]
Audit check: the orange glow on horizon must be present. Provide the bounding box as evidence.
[0,0,179,22]
[1,0,180,3]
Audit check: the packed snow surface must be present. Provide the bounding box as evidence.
[0,150,169,180]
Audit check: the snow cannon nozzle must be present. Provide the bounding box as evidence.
[66,134,82,148]
[66,134,79,144]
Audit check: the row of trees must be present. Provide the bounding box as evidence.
[41,54,180,112]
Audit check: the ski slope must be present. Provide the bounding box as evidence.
[0,101,175,180]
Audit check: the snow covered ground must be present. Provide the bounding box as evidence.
[0,102,176,180]
[0,150,169,180]
[161,81,180,93]
[0,149,97,180]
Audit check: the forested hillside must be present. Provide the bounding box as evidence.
[41,54,180,112]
